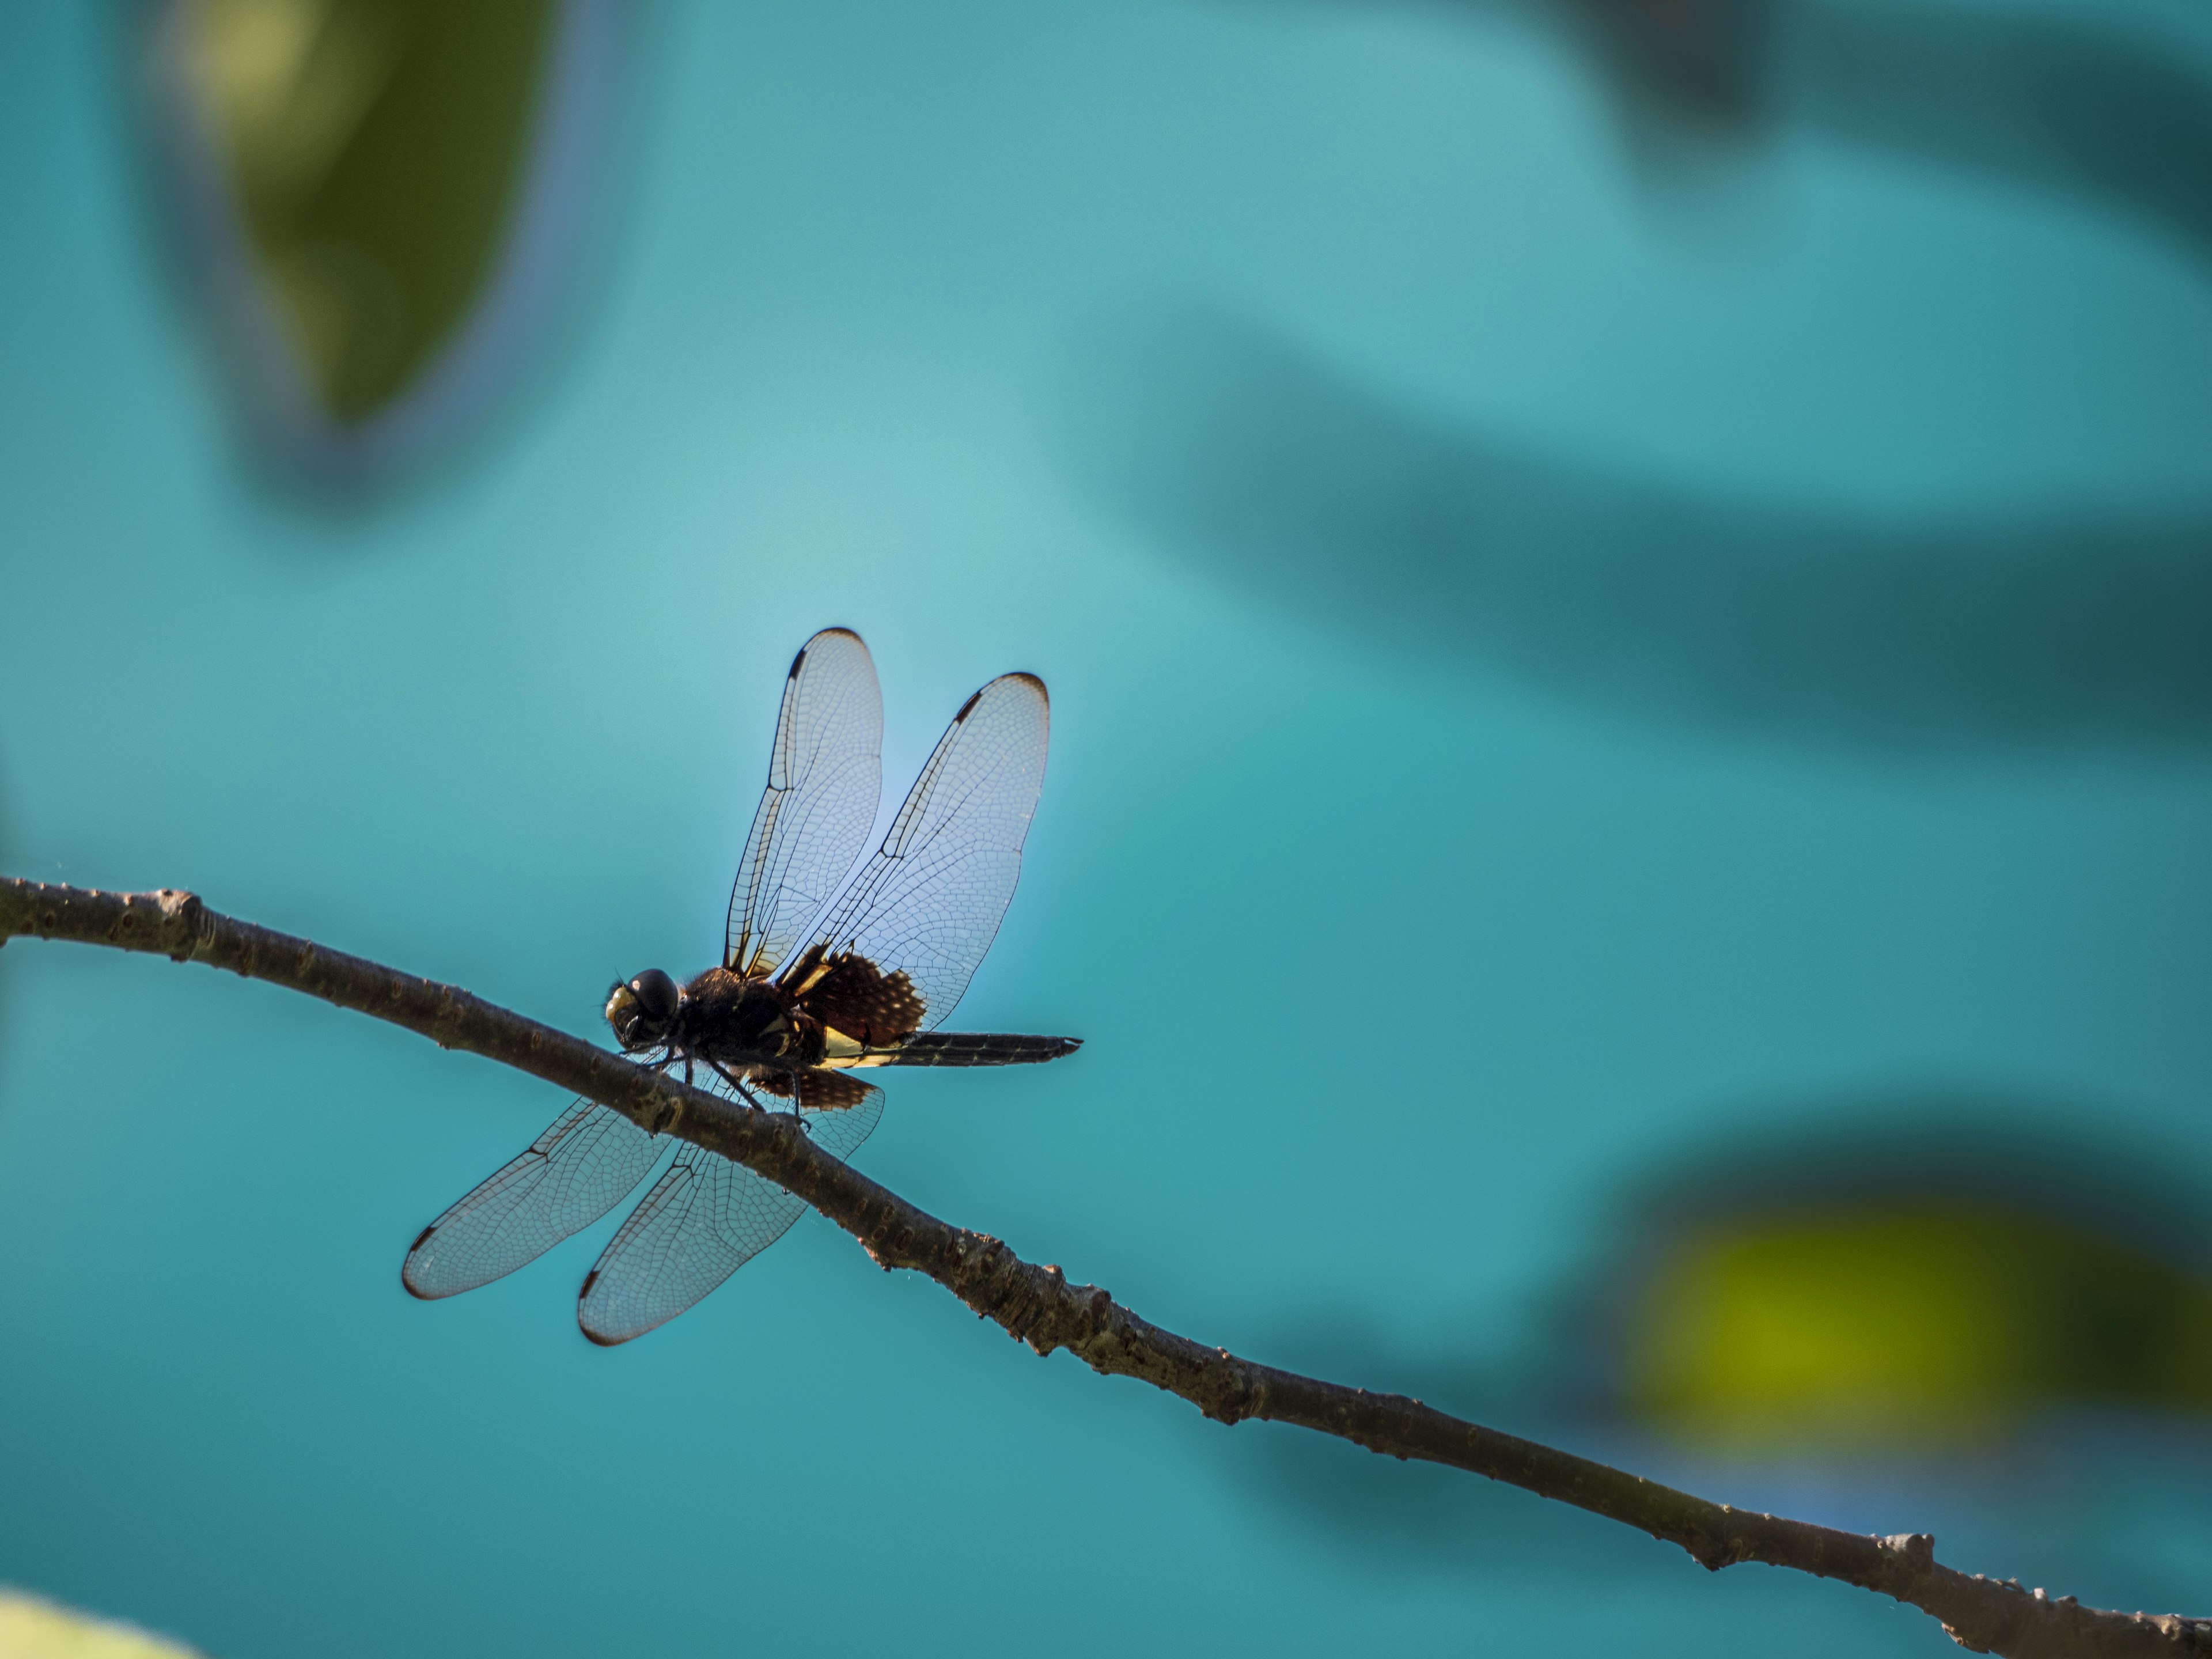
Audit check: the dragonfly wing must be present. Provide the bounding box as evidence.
[575,1147,802,1346]
[403,1102,664,1299]
[575,1075,885,1345]
[789,672,1049,1035]
[726,628,884,979]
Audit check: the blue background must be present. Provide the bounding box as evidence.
[3,2,2211,1653]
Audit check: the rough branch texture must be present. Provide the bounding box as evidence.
[2,876,2205,1659]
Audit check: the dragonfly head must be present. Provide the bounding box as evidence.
[605,968,681,1050]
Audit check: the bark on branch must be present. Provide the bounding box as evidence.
[1,876,2203,1659]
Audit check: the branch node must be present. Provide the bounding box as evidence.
[153,888,208,961]
[1883,1533,1937,1573]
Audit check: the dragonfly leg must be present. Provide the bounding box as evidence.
[700,1060,813,1137]
[791,1070,817,1135]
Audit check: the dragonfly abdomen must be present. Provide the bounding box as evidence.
[878,1032,1081,1067]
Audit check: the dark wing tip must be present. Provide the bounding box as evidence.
[955,672,1046,722]
[400,1225,442,1300]
[792,627,867,677]
[577,1271,630,1346]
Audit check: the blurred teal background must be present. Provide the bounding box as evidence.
[4,2,2212,1654]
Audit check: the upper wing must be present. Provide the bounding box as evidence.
[402,1101,664,1299]
[726,628,884,979]
[781,672,1049,1035]
[575,1073,885,1346]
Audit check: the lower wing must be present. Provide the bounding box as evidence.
[402,1099,664,1300]
[574,1071,885,1346]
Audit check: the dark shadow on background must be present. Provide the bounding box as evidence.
[1049,308,2212,753]
[1209,1315,1680,1580]
[1593,1097,2212,1294]
[1785,0,2212,277]
[1217,1094,2212,1586]
[1243,0,2212,273]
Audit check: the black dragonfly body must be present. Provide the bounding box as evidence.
[403,627,1078,1344]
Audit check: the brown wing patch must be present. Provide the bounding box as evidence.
[754,1068,877,1112]
[800,1069,878,1111]
[798,952,926,1046]
[776,940,835,995]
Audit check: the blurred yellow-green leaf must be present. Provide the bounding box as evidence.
[1624,1200,2212,1449]
[0,1591,203,1659]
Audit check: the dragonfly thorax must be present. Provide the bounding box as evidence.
[677,968,816,1067]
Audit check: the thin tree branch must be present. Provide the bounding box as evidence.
[1,876,2202,1659]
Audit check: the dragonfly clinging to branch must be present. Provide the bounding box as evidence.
[402,627,1079,1344]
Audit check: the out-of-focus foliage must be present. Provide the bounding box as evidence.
[1626,1203,2212,1447]
[1584,1112,2212,1449]
[166,0,555,425]
[0,1590,203,1659]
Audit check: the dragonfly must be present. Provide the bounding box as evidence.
[402,627,1080,1344]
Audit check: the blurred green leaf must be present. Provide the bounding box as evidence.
[175,0,555,423]
[1626,1202,2212,1447]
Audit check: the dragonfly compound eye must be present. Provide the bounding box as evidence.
[628,969,680,1024]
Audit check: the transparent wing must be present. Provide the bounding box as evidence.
[402,1101,665,1300]
[785,672,1050,1034]
[726,628,884,979]
[575,1074,885,1346]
